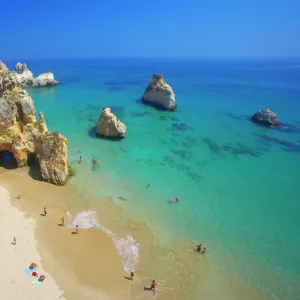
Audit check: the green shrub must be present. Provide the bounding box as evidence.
[67,165,76,179]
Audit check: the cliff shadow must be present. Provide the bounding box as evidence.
[28,153,42,181]
[0,151,18,170]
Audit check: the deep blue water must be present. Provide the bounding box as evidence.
[5,58,300,299]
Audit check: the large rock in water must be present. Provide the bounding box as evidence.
[0,70,68,185]
[251,107,280,126]
[15,62,34,87]
[96,107,126,138]
[142,74,176,111]
[32,72,59,87]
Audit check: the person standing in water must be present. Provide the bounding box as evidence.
[130,270,134,280]
[197,244,202,252]
[44,207,47,216]
[202,247,207,254]
[151,280,157,294]
[147,183,150,188]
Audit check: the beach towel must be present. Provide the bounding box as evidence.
[32,279,43,287]
[25,267,36,274]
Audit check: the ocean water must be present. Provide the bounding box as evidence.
[5,58,300,299]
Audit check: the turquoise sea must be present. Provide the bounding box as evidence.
[6,58,300,299]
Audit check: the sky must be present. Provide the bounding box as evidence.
[1,0,300,59]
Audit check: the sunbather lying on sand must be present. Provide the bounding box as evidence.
[29,263,37,269]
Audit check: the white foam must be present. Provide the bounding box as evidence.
[68,210,139,272]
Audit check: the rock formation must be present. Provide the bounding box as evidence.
[142,74,177,111]
[251,107,280,126]
[0,60,8,72]
[96,107,126,138]
[0,70,68,185]
[15,62,34,87]
[32,72,59,87]
[1,60,59,88]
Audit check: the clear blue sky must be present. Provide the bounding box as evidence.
[1,0,300,59]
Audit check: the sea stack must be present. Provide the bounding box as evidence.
[32,72,59,87]
[96,107,126,138]
[251,107,280,126]
[15,62,34,87]
[0,69,68,185]
[142,73,176,111]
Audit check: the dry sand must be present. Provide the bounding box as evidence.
[0,185,64,300]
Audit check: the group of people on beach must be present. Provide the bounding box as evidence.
[27,263,46,284]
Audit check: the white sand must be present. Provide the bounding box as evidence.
[0,185,65,300]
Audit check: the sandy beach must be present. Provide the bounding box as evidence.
[0,166,266,300]
[0,185,64,300]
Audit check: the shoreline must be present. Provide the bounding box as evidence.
[0,185,64,300]
[0,166,266,300]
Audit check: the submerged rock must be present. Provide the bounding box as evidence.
[0,71,68,185]
[96,107,126,138]
[32,72,59,87]
[15,62,34,87]
[251,107,280,126]
[142,73,176,111]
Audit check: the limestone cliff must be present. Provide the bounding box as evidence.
[15,63,34,87]
[0,60,8,72]
[0,70,68,185]
[33,72,59,87]
[96,107,126,138]
[142,74,177,111]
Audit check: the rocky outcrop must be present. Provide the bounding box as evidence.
[251,107,280,126]
[96,107,126,138]
[15,63,34,87]
[0,70,68,185]
[0,60,8,72]
[142,74,176,111]
[32,72,59,87]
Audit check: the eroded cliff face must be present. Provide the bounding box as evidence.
[142,73,177,111]
[0,70,68,185]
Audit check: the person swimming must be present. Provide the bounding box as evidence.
[171,197,179,203]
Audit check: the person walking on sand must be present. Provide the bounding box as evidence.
[12,237,16,245]
[76,225,79,234]
[44,207,47,216]
[130,270,135,280]
[151,280,157,294]
[61,217,65,226]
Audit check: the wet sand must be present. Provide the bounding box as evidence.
[0,165,266,300]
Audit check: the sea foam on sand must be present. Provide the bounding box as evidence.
[0,185,64,300]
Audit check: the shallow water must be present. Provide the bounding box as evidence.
[5,58,300,299]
